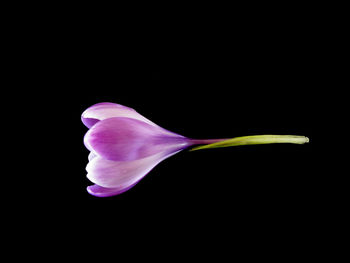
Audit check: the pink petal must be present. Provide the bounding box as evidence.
[86,149,181,189]
[84,117,189,161]
[86,183,139,197]
[81,102,158,128]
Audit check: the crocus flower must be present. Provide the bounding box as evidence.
[82,102,309,197]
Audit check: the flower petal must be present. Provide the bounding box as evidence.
[86,183,139,197]
[86,149,181,189]
[84,117,189,161]
[88,152,97,161]
[81,102,158,128]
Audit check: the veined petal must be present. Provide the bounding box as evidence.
[84,117,189,161]
[81,102,158,128]
[86,149,181,189]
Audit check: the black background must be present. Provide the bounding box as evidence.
[5,5,321,260]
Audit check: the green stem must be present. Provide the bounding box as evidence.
[190,135,309,151]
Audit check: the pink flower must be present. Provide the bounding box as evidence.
[82,102,222,197]
[82,102,309,197]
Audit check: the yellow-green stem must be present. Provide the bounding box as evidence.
[190,135,309,151]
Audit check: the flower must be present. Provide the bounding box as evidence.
[82,102,202,197]
[82,102,309,197]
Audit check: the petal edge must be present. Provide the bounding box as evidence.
[81,102,158,128]
[87,183,138,197]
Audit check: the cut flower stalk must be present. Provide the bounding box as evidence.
[190,135,309,151]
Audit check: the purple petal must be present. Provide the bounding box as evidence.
[84,117,189,161]
[86,183,139,197]
[86,149,181,189]
[81,102,158,128]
